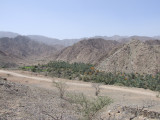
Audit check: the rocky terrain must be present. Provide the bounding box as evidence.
[0,36,57,67]
[0,31,160,75]
[0,50,18,67]
[0,36,57,58]
[53,38,121,64]
[97,39,160,74]
[0,71,160,120]
[0,78,79,120]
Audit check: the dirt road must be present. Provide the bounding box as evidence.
[0,69,157,97]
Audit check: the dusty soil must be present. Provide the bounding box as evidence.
[0,69,160,120]
[0,79,80,120]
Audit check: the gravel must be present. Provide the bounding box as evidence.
[0,79,79,120]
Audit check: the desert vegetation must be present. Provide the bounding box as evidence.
[53,81,68,99]
[52,80,113,120]
[66,93,112,120]
[21,61,160,92]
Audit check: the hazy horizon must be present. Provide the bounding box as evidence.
[1,0,160,39]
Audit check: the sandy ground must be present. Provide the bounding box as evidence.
[0,69,160,112]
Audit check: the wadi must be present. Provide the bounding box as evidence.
[0,31,160,120]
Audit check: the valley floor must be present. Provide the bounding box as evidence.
[0,69,160,119]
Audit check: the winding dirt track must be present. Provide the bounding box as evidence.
[0,70,157,97]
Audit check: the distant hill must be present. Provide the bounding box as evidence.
[0,32,81,47]
[92,35,159,43]
[28,35,81,47]
[27,35,61,45]
[154,36,160,40]
[1,31,160,46]
[0,31,19,38]
[97,40,160,74]
[27,35,160,46]
[0,36,57,67]
[52,38,121,64]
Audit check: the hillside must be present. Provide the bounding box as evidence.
[92,35,159,43]
[0,31,19,38]
[0,36,57,67]
[28,35,61,45]
[0,78,79,120]
[28,35,81,47]
[97,40,160,74]
[0,50,18,67]
[53,38,121,64]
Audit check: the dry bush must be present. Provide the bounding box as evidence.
[66,93,112,120]
[53,81,68,99]
[92,83,101,96]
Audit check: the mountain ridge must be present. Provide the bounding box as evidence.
[97,39,160,74]
[52,38,121,64]
[0,36,57,67]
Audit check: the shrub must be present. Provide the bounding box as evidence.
[66,93,112,120]
[53,81,68,99]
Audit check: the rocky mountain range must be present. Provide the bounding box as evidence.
[52,38,121,64]
[0,50,18,67]
[0,32,82,47]
[28,35,81,47]
[0,31,160,74]
[0,36,57,67]
[1,31,160,47]
[97,40,160,74]
[0,31,19,38]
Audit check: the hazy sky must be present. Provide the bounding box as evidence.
[0,0,160,39]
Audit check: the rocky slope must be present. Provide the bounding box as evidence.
[0,50,18,67]
[97,40,160,74]
[0,36,57,67]
[1,76,159,120]
[53,38,121,64]
[0,79,79,120]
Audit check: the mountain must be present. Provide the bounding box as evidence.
[28,35,82,47]
[92,35,160,43]
[92,35,128,41]
[97,39,160,74]
[60,39,83,46]
[27,35,61,45]
[29,35,160,47]
[1,31,160,46]
[52,38,121,64]
[0,32,81,47]
[0,50,19,67]
[154,36,160,40]
[0,31,19,38]
[0,36,57,67]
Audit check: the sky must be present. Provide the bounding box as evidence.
[0,0,160,39]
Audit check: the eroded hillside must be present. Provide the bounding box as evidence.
[97,40,160,74]
[0,36,57,67]
[53,38,121,64]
